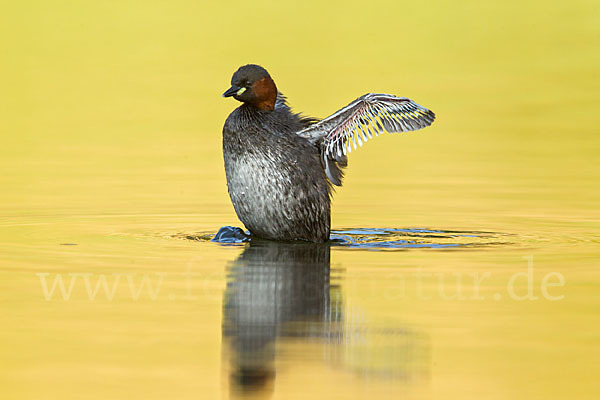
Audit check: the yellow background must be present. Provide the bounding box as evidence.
[1,1,599,399]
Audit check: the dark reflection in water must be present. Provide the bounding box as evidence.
[222,240,338,393]
[222,239,429,397]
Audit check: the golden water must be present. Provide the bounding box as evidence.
[1,1,599,399]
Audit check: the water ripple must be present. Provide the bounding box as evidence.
[176,226,511,249]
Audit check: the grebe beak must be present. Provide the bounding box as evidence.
[222,85,242,97]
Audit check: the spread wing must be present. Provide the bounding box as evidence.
[297,93,435,158]
[296,93,435,186]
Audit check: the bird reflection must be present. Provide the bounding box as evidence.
[222,239,340,393]
[221,239,429,396]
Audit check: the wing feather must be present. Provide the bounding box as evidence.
[297,93,435,162]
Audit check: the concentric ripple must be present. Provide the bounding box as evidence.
[176,227,511,249]
[330,228,511,249]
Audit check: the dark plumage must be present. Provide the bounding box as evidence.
[222,64,435,243]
